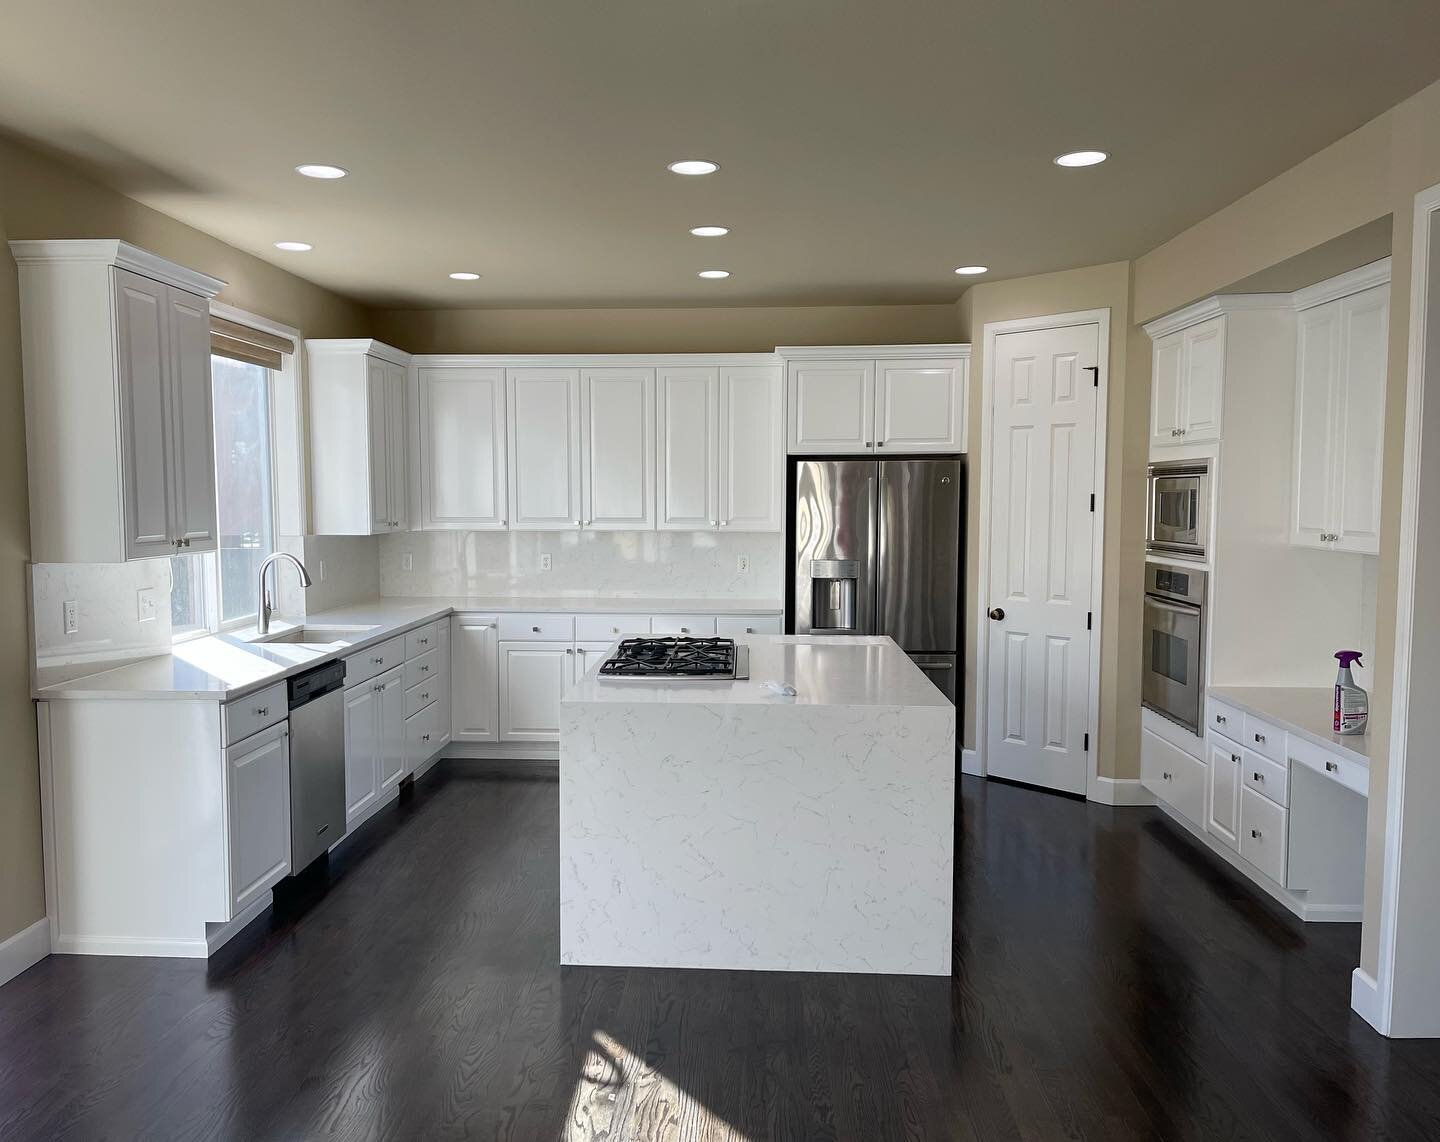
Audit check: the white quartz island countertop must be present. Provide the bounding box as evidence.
[559,636,956,976]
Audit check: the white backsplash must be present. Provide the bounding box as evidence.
[31,560,173,687]
[302,534,382,612]
[378,530,784,600]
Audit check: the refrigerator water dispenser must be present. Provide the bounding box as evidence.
[809,559,859,630]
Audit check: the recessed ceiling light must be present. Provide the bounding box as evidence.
[273,241,313,251]
[295,163,348,180]
[698,269,730,279]
[668,159,720,176]
[954,265,989,275]
[1053,150,1108,168]
[449,271,481,281]
[690,225,730,237]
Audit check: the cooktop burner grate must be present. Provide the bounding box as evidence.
[599,636,738,678]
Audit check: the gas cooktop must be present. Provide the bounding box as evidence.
[598,636,750,680]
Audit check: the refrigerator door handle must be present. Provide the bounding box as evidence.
[870,472,883,636]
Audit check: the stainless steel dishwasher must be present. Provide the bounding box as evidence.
[287,659,348,872]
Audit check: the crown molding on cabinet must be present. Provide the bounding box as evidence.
[8,239,225,298]
[305,338,412,365]
[775,343,971,359]
[409,353,781,368]
[1291,257,1393,312]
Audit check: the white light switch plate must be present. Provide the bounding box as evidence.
[137,587,158,623]
[401,552,413,572]
[540,553,553,572]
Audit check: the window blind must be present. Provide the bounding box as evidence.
[210,316,294,369]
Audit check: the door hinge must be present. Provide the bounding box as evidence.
[1084,366,1099,387]
[1089,493,1095,512]
[1083,732,1090,752]
[1086,611,1092,630]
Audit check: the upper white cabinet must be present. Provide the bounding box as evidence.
[1291,275,1390,554]
[414,366,507,529]
[307,340,412,535]
[581,368,655,529]
[508,368,583,530]
[1149,315,1225,449]
[11,240,225,562]
[782,347,969,455]
[719,366,783,530]
[657,367,719,529]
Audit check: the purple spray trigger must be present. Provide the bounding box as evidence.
[1335,650,1364,669]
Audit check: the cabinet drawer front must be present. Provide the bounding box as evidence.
[404,677,440,720]
[498,613,575,642]
[405,701,440,754]
[1206,697,1244,742]
[1140,729,1206,827]
[404,648,441,689]
[346,636,406,687]
[716,615,783,637]
[1287,734,1368,797]
[1239,786,1288,884]
[224,682,288,746]
[404,621,443,659]
[1242,747,1289,808]
[651,614,716,637]
[1242,712,1285,762]
[575,614,652,641]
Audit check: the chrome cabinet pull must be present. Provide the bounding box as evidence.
[1253,772,1264,782]
[1251,828,1262,839]
[1325,760,1339,773]
[1215,714,1227,725]
[1162,771,1172,780]
[1231,754,1240,763]
[256,706,269,717]
[1254,733,1265,744]
[532,626,541,632]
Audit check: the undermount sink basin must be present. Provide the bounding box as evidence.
[261,624,379,646]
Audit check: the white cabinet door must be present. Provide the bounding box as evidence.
[574,641,613,683]
[376,665,408,793]
[1149,331,1185,449]
[657,366,719,530]
[874,358,966,453]
[1206,740,1242,852]
[718,366,782,531]
[417,366,507,529]
[1293,301,1341,548]
[788,361,874,453]
[344,682,381,824]
[1180,317,1224,443]
[715,615,783,637]
[1332,284,1389,554]
[225,722,291,915]
[451,615,499,743]
[433,618,453,751]
[114,269,176,559]
[499,642,570,742]
[166,286,218,553]
[384,363,409,531]
[366,358,393,534]
[508,368,581,529]
[582,367,655,529]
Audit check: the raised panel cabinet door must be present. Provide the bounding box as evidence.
[165,286,219,553]
[1180,317,1225,442]
[573,641,613,683]
[377,666,408,792]
[788,360,874,453]
[582,368,655,529]
[1292,301,1342,548]
[1149,332,1184,449]
[226,723,292,915]
[1205,741,1241,852]
[657,366,719,529]
[508,368,581,529]
[113,268,177,558]
[1332,284,1389,554]
[343,682,381,824]
[874,358,966,452]
[451,615,499,743]
[434,618,453,749]
[418,366,507,529]
[718,366,782,531]
[385,363,409,531]
[499,642,570,742]
[366,358,392,533]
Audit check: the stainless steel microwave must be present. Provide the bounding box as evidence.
[1147,460,1210,559]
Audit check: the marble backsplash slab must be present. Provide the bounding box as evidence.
[31,560,173,687]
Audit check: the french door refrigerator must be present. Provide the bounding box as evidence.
[789,458,963,703]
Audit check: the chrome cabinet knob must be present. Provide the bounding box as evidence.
[1325,760,1339,773]
[1253,772,1264,782]
[1251,828,1262,839]
[1254,733,1265,744]
[988,607,1005,621]
[256,706,269,717]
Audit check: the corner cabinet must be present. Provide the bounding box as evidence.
[1148,315,1224,450]
[12,239,225,563]
[307,339,412,535]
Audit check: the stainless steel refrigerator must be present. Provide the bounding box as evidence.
[789,458,963,703]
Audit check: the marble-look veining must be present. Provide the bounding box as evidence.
[31,561,174,687]
[1209,685,1373,765]
[560,636,955,976]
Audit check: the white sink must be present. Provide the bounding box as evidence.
[260,624,379,646]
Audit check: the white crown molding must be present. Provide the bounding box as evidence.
[775,343,970,359]
[409,352,782,368]
[304,338,412,366]
[8,239,226,297]
[1292,257,1392,311]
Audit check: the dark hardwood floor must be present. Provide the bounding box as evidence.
[3,767,1439,1141]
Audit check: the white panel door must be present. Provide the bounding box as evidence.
[985,323,1099,796]
[508,368,581,529]
[657,366,718,530]
[114,269,176,558]
[451,615,499,743]
[1332,284,1389,554]
[1180,316,1225,442]
[1292,302,1341,548]
[499,642,570,741]
[344,682,381,824]
[1149,331,1184,449]
[788,361,874,453]
[1206,741,1241,852]
[582,367,655,529]
[365,358,392,533]
[874,358,966,452]
[165,287,218,553]
[225,722,291,915]
[718,366,782,531]
[376,666,408,792]
[384,363,409,531]
[417,366,507,529]
[574,641,614,683]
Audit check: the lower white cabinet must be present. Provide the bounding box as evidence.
[452,615,500,743]
[344,665,405,827]
[716,615,783,637]
[1205,740,1242,852]
[1239,786,1288,885]
[1140,728,1206,826]
[574,642,613,682]
[499,642,571,741]
[225,721,292,915]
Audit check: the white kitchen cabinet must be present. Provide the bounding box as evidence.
[574,642,614,682]
[1139,727,1206,826]
[11,240,225,563]
[307,340,412,535]
[225,721,292,915]
[508,368,582,529]
[715,615,783,637]
[433,617,453,754]
[582,367,655,529]
[451,615,500,743]
[657,366,719,529]
[499,642,571,742]
[874,358,967,452]
[1205,739,1241,852]
[788,360,874,453]
[1291,281,1390,554]
[343,665,405,827]
[1150,316,1224,449]
[376,667,408,794]
[415,366,507,530]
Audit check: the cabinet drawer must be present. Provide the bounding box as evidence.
[1287,734,1369,797]
[1239,786,1288,884]
[716,615,783,637]
[1242,712,1285,763]
[651,614,716,637]
[1140,728,1206,827]
[1206,697,1244,742]
[404,621,443,659]
[575,614,652,641]
[404,648,441,689]
[1242,748,1289,808]
[346,636,406,687]
[404,677,440,720]
[224,682,288,746]
[498,613,575,642]
[406,701,441,757]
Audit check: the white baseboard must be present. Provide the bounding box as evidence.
[447,742,559,761]
[0,917,50,987]
[205,893,272,956]
[1351,968,1385,1033]
[960,748,982,776]
[53,932,209,959]
[1090,776,1155,806]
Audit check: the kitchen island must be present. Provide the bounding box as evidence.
[559,635,955,975]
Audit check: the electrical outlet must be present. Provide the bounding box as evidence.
[401,552,413,572]
[736,554,750,573]
[63,599,79,635]
[137,587,158,623]
[316,560,326,582]
[540,552,553,572]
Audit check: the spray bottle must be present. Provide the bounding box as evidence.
[1334,651,1369,736]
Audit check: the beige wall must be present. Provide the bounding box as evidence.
[372,303,962,355]
[0,135,370,947]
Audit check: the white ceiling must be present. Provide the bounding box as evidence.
[1,0,1437,309]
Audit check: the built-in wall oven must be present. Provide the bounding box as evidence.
[1142,561,1208,735]
[1147,460,1210,560]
